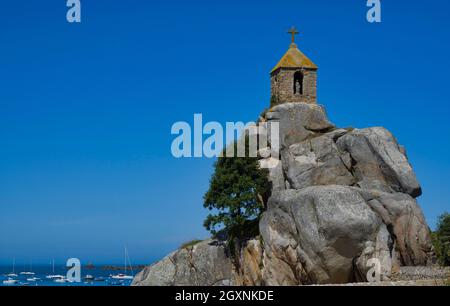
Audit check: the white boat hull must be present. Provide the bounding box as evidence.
[111,275,134,280]
[3,279,18,285]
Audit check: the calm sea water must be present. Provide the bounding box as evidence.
[0,264,138,287]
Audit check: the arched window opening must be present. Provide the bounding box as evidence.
[294,71,303,95]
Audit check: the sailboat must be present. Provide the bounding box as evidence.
[110,248,134,280]
[20,260,35,276]
[6,258,18,277]
[53,276,67,283]
[46,259,64,279]
[2,278,19,285]
[26,261,40,282]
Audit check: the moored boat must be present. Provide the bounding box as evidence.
[6,258,18,277]
[110,273,133,280]
[110,247,134,280]
[53,276,67,283]
[3,278,19,285]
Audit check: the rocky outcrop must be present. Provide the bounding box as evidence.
[266,103,334,148]
[336,128,422,197]
[132,240,233,286]
[361,191,432,266]
[133,102,433,286]
[281,129,356,190]
[132,239,264,286]
[260,186,388,284]
[259,186,432,285]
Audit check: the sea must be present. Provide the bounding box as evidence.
[0,264,138,287]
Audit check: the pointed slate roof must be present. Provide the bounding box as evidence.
[271,43,318,73]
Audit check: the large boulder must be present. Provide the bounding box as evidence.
[336,127,422,198]
[259,157,285,192]
[266,103,334,149]
[358,190,433,266]
[132,240,233,286]
[281,130,355,190]
[260,186,393,284]
[132,238,265,286]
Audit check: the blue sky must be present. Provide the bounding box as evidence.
[0,0,449,265]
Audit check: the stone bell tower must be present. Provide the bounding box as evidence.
[270,27,318,105]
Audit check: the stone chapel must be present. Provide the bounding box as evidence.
[271,27,318,105]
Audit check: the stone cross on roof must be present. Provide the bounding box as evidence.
[287,26,299,44]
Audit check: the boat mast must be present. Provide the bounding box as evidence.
[130,250,134,276]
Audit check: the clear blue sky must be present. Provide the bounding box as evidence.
[0,0,449,265]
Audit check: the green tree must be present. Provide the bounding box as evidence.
[432,212,450,266]
[203,138,271,241]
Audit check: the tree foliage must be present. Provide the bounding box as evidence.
[203,139,271,240]
[432,212,450,266]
